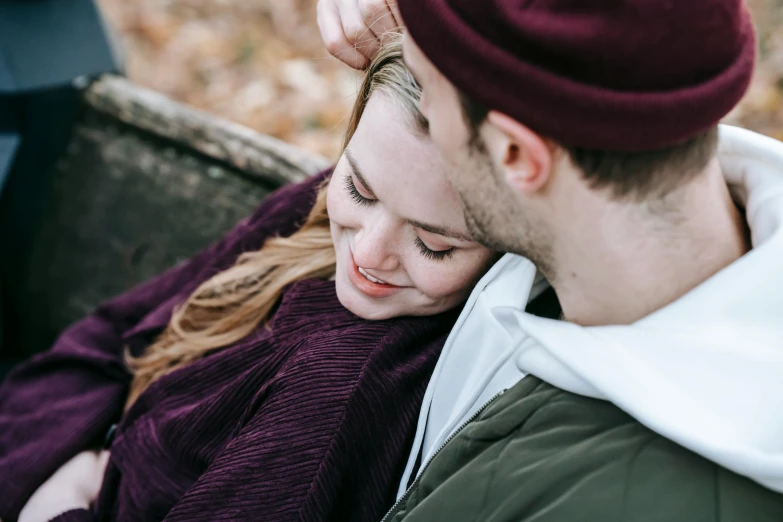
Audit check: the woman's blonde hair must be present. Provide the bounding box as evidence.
[125,34,426,408]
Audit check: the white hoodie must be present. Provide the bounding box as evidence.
[397,125,783,498]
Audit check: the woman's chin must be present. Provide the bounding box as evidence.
[335,282,397,321]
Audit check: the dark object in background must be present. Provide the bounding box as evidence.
[0,134,19,195]
[0,0,118,93]
[0,1,327,377]
[0,0,119,372]
[0,73,326,379]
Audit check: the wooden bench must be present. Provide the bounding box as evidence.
[2,75,328,362]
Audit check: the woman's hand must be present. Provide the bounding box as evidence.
[18,450,109,522]
[317,0,401,69]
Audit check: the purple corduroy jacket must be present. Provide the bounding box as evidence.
[0,171,458,521]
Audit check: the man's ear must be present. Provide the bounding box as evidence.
[486,111,553,195]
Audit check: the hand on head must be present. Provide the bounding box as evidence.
[317,0,401,69]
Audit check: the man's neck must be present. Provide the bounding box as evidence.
[550,161,750,326]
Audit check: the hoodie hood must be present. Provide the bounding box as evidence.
[398,125,783,497]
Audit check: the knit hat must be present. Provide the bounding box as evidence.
[398,0,756,151]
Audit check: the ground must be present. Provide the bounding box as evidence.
[97,0,783,160]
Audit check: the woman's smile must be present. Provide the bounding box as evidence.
[346,250,405,299]
[326,92,496,320]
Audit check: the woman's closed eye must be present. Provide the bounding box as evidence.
[414,236,455,261]
[345,174,376,207]
[343,171,456,261]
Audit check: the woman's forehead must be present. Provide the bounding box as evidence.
[350,95,466,228]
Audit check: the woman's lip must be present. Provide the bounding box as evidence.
[347,253,404,298]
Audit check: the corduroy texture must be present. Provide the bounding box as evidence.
[0,171,456,522]
[398,0,757,151]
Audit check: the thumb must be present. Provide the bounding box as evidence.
[96,450,110,474]
[83,450,111,501]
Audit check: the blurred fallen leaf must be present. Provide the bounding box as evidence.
[96,0,783,161]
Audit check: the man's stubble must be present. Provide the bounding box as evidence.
[453,141,556,279]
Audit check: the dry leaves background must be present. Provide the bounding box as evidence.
[97,0,783,161]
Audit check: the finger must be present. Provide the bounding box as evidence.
[371,11,403,48]
[318,0,370,68]
[96,450,111,475]
[339,0,381,63]
[333,31,372,69]
[66,451,100,473]
[85,451,111,500]
[360,0,399,37]
[383,0,405,30]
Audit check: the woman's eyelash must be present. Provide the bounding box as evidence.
[415,237,455,261]
[343,175,453,261]
[344,175,375,207]
[345,175,369,205]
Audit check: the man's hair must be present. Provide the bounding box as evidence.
[458,92,719,200]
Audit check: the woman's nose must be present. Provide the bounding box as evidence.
[351,224,399,272]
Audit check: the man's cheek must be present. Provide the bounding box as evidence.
[429,112,455,157]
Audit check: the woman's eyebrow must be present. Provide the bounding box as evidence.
[408,219,474,242]
[345,149,377,197]
[344,149,472,242]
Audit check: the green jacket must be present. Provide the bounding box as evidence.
[385,377,783,522]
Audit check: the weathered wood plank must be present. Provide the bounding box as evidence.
[84,75,331,186]
[10,109,277,357]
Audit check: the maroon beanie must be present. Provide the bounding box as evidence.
[398,0,757,151]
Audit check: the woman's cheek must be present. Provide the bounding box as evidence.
[416,250,497,299]
[409,261,478,299]
[325,178,343,220]
[326,177,357,229]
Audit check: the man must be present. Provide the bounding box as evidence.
[319,0,783,520]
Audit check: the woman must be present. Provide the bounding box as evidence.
[0,38,495,521]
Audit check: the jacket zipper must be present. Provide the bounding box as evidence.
[380,390,507,522]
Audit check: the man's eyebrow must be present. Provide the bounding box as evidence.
[408,219,474,242]
[345,149,377,197]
